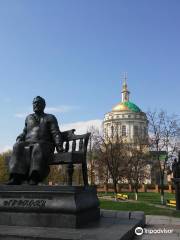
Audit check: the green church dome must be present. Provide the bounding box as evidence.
[112,101,141,112]
[123,101,141,112]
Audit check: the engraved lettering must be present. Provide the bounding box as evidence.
[3,199,47,208]
[3,201,9,207]
[12,200,18,207]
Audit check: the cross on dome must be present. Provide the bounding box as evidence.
[121,72,130,102]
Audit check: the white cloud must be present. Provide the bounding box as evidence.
[0,145,12,153]
[0,119,103,153]
[46,105,79,113]
[61,119,103,134]
[14,105,79,118]
[14,113,28,118]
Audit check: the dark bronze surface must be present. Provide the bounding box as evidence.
[0,185,100,228]
[7,96,90,186]
[172,151,180,178]
[172,151,180,210]
[8,96,63,185]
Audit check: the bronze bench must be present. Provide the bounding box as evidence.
[49,129,90,186]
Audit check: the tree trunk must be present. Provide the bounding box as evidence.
[135,192,138,201]
[135,185,138,201]
[160,176,165,205]
[113,181,118,194]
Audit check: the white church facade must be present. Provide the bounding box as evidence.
[103,80,148,143]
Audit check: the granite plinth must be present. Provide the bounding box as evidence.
[0,185,100,228]
[0,210,145,240]
[173,178,180,210]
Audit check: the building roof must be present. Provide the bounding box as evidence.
[112,101,142,112]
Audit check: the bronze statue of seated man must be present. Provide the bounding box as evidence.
[8,96,63,185]
[172,151,180,179]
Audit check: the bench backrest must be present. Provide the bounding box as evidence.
[61,129,91,154]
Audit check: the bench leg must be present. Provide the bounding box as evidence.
[67,163,74,186]
[82,161,88,186]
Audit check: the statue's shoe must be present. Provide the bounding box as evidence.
[6,178,22,185]
[28,179,38,185]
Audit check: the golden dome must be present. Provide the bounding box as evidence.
[112,101,141,112]
[112,102,129,111]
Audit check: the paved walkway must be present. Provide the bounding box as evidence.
[135,215,180,240]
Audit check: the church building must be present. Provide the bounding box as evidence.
[103,80,148,143]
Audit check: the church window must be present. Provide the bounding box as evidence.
[134,126,138,136]
[111,125,114,136]
[122,125,126,136]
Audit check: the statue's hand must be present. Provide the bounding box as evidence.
[56,145,64,153]
[16,134,25,142]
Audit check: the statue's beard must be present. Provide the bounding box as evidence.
[33,108,44,114]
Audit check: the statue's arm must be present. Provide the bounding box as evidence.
[16,117,27,142]
[49,115,63,152]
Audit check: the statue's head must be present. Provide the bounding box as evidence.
[33,96,46,114]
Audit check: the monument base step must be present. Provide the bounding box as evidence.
[0,185,100,228]
[0,210,145,240]
[0,208,100,228]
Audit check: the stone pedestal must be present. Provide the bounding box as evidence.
[0,210,145,240]
[173,178,180,210]
[0,185,100,228]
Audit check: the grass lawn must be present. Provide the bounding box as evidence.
[126,192,175,205]
[98,192,180,217]
[98,192,175,205]
[100,199,180,218]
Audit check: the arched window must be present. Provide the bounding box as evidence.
[144,127,147,138]
[111,125,114,137]
[122,125,126,136]
[134,126,138,136]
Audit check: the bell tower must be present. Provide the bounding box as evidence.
[121,72,130,102]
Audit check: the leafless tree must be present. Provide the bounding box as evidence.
[147,110,180,204]
[94,131,127,194]
[125,139,150,200]
[87,126,102,185]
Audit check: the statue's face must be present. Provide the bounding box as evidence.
[33,99,45,114]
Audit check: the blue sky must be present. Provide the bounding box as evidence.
[0,0,180,151]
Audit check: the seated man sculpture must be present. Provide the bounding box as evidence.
[8,96,63,185]
[172,151,180,179]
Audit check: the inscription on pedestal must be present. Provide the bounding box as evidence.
[3,199,46,208]
[0,186,100,228]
